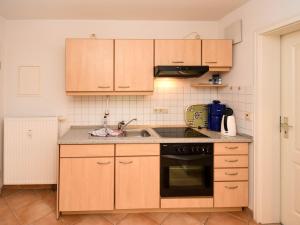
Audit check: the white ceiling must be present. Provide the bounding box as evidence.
[0,0,249,20]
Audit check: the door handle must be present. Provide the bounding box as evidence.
[225,159,239,163]
[281,116,293,138]
[225,172,238,176]
[119,161,133,164]
[97,86,110,89]
[97,161,111,165]
[118,86,130,89]
[225,185,238,189]
[225,146,239,150]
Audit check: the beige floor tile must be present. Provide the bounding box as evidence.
[74,215,112,225]
[101,213,127,225]
[5,190,41,211]
[60,214,83,225]
[118,214,159,225]
[143,212,169,224]
[31,212,64,225]
[162,213,201,225]
[227,210,252,222]
[188,212,210,224]
[206,213,247,225]
[0,204,20,225]
[14,199,53,225]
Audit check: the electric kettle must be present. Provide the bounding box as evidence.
[221,107,237,136]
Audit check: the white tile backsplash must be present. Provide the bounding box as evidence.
[68,79,254,136]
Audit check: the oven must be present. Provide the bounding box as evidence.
[160,143,213,197]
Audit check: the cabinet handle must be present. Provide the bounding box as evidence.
[225,159,239,163]
[225,172,239,176]
[97,86,110,89]
[97,161,111,165]
[118,86,130,88]
[225,185,238,189]
[225,146,239,150]
[171,61,184,64]
[119,161,133,164]
[205,61,217,63]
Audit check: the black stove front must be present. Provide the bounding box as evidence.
[160,143,213,197]
[153,127,209,138]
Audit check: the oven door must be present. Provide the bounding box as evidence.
[160,154,213,197]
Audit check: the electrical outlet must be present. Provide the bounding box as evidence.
[245,112,252,121]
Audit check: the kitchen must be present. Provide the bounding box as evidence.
[0,1,300,225]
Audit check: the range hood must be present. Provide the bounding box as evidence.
[154,66,209,78]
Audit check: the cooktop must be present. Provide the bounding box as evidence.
[153,127,209,138]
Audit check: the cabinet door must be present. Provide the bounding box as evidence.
[66,39,114,92]
[115,156,160,209]
[155,40,202,66]
[214,182,248,207]
[59,157,114,211]
[202,40,232,68]
[115,40,154,92]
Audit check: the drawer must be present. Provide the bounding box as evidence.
[161,198,213,208]
[214,182,248,207]
[214,143,248,155]
[60,145,114,157]
[214,168,248,181]
[214,155,248,168]
[116,144,159,156]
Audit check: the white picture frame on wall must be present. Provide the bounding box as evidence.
[18,66,40,96]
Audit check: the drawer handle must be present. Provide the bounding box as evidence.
[225,146,239,150]
[225,159,239,163]
[118,86,130,88]
[119,161,133,164]
[97,86,110,88]
[225,172,239,176]
[172,61,184,63]
[205,61,217,63]
[97,161,111,165]
[225,185,239,189]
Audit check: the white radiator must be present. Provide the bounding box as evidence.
[4,117,58,185]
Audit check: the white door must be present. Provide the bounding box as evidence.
[281,30,300,225]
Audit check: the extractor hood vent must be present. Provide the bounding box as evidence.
[154,66,209,78]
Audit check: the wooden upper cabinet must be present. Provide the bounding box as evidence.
[115,40,154,92]
[65,39,114,92]
[202,40,233,70]
[115,156,160,209]
[155,40,202,66]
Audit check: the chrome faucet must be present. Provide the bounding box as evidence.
[118,118,137,131]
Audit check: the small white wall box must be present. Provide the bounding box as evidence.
[224,20,243,44]
[18,66,40,96]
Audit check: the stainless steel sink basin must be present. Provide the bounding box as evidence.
[120,129,151,137]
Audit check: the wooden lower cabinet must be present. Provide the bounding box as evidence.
[59,157,114,211]
[214,182,248,207]
[115,156,160,209]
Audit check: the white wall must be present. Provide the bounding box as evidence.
[218,0,300,223]
[3,20,219,120]
[0,16,6,188]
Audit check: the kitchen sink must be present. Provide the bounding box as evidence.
[120,129,151,137]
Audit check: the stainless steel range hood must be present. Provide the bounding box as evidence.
[154,66,209,78]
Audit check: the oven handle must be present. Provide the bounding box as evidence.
[161,154,211,161]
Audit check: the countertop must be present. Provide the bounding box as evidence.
[58,125,252,144]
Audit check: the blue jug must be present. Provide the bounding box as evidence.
[208,100,226,132]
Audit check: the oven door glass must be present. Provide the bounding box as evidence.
[160,154,213,197]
